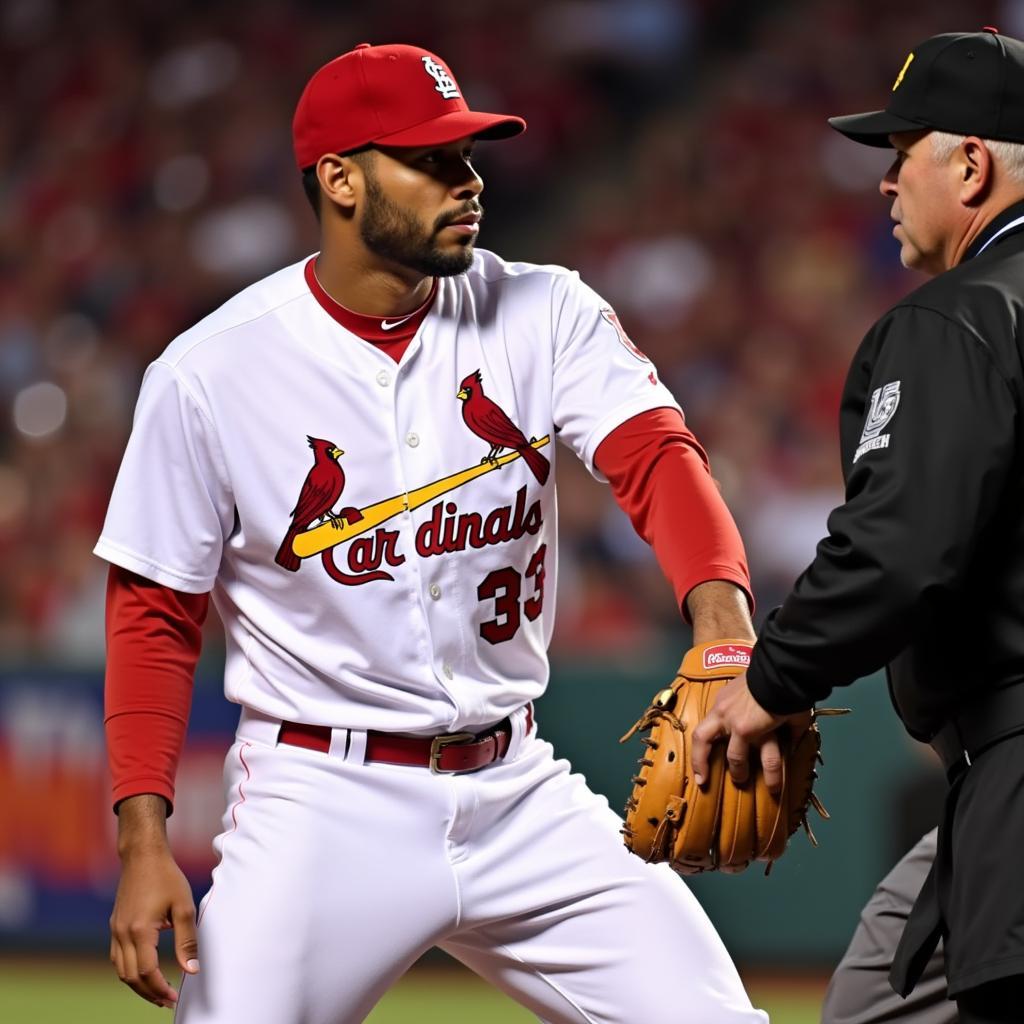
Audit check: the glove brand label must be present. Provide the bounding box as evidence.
[702,644,752,670]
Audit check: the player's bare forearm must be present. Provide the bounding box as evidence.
[117,794,172,856]
[110,794,199,1008]
[685,580,756,645]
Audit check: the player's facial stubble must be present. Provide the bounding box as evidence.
[359,162,482,278]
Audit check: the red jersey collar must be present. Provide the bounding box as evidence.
[304,257,437,344]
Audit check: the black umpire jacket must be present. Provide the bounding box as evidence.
[746,198,1024,741]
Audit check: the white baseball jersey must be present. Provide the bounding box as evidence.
[95,248,679,734]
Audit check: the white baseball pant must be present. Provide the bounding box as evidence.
[174,707,768,1024]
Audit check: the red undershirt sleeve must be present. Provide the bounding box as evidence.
[104,564,209,814]
[594,407,753,621]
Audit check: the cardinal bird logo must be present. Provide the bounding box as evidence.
[457,370,550,486]
[275,436,367,576]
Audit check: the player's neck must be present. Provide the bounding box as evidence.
[314,242,433,317]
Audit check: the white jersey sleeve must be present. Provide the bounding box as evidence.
[550,272,680,475]
[95,360,234,593]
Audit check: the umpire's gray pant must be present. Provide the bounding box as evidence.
[822,829,954,1024]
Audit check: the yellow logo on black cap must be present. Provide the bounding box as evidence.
[893,52,914,91]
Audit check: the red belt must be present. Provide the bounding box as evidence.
[277,705,533,774]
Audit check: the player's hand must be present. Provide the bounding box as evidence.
[109,845,199,1009]
[690,673,811,794]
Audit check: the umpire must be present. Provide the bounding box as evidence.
[691,29,1024,1024]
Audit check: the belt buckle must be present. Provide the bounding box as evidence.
[429,732,477,774]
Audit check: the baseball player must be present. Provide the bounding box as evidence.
[689,28,1024,1024]
[99,43,768,1023]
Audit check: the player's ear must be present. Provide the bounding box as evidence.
[958,137,993,205]
[317,153,361,213]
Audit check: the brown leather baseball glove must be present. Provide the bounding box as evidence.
[620,639,843,875]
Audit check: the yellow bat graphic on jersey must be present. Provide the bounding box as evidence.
[291,435,551,559]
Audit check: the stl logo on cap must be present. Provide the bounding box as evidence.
[291,42,525,170]
[422,56,460,99]
[892,52,915,91]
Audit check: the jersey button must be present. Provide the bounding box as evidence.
[442,662,453,680]
[429,583,441,600]
[376,370,391,387]
[406,432,420,448]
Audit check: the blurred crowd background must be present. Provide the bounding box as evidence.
[1,0,1010,662]
[0,0,999,984]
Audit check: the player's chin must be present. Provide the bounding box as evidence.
[428,241,476,277]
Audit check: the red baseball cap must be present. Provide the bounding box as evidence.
[292,43,527,169]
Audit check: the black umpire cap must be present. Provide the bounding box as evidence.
[829,28,1024,148]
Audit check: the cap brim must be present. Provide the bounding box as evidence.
[375,110,526,148]
[827,109,929,147]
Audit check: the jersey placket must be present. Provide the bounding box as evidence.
[386,348,472,724]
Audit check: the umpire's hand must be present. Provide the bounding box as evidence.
[690,673,811,793]
[109,794,200,1009]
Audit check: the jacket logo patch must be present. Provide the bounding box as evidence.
[855,380,900,463]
